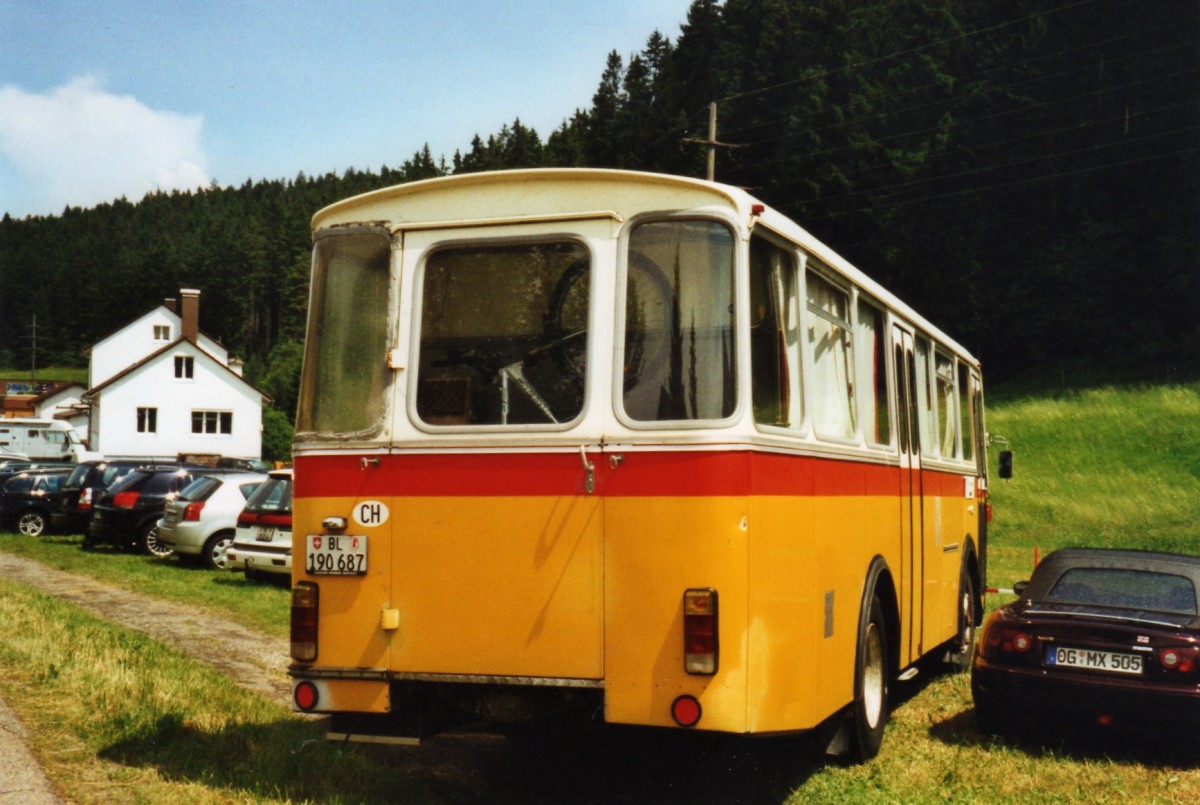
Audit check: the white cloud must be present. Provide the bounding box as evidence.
[0,76,209,215]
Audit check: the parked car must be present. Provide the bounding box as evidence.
[0,467,73,536]
[227,469,292,581]
[157,472,266,567]
[216,457,272,473]
[85,466,248,554]
[972,548,1200,738]
[51,459,181,533]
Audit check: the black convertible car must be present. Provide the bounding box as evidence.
[972,548,1200,736]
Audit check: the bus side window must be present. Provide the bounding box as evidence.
[807,268,856,441]
[935,351,958,458]
[957,362,975,464]
[856,300,891,446]
[914,337,935,455]
[750,236,800,429]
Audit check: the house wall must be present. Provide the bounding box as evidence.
[97,344,262,459]
[89,308,228,387]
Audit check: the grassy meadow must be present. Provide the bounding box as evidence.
[0,381,1196,802]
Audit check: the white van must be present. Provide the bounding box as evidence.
[0,419,99,462]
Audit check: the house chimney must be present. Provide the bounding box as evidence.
[164,298,176,313]
[180,289,200,343]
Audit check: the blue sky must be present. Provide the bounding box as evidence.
[0,0,694,218]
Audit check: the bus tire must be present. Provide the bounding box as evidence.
[947,563,977,672]
[848,593,889,762]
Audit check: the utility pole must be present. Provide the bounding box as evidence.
[683,102,738,181]
[27,315,37,384]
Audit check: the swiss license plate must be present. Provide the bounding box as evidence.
[1045,645,1142,675]
[255,526,275,542]
[306,534,367,575]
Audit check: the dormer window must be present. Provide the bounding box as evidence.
[174,355,194,379]
[153,324,171,341]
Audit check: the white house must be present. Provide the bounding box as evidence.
[82,289,266,460]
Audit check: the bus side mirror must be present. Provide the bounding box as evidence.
[998,450,1013,479]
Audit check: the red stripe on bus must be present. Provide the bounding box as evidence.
[295,451,974,499]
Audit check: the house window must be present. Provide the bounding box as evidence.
[137,407,158,433]
[153,324,171,340]
[174,355,194,379]
[192,410,232,435]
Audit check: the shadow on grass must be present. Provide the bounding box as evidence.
[100,713,828,803]
[928,707,1200,769]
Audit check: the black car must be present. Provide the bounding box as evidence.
[0,467,72,536]
[51,459,181,533]
[972,548,1200,738]
[85,466,248,553]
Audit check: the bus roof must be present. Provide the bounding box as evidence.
[312,168,979,366]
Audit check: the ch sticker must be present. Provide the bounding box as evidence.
[353,500,390,528]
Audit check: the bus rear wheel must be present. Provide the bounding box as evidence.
[848,594,889,762]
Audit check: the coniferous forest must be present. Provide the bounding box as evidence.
[1,0,1196,442]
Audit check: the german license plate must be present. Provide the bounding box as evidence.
[306,534,367,575]
[1045,646,1142,675]
[255,526,275,542]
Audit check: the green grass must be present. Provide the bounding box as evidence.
[0,365,89,385]
[983,383,1200,592]
[0,533,290,637]
[0,580,428,803]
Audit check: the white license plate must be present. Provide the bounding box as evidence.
[1045,646,1142,675]
[255,526,275,542]
[306,534,367,575]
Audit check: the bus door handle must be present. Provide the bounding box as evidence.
[579,446,595,495]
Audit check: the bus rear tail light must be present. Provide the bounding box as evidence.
[112,491,140,509]
[683,588,718,675]
[291,582,319,662]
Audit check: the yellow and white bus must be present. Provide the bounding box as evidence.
[289,169,994,761]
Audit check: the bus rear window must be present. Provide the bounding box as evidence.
[623,220,736,423]
[297,230,392,436]
[416,241,589,427]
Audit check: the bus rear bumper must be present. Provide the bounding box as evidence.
[290,666,606,741]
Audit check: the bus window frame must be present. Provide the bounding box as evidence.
[406,231,597,434]
[613,211,744,432]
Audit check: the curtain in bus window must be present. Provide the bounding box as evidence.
[416,242,589,426]
[297,231,391,435]
[750,237,800,428]
[623,220,735,422]
[935,352,958,458]
[806,270,856,440]
[914,337,934,454]
[856,300,891,445]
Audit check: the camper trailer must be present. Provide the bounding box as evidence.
[0,419,98,462]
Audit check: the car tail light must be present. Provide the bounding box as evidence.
[683,588,718,675]
[79,488,93,511]
[981,622,1034,658]
[183,502,206,521]
[1159,647,1197,673]
[291,582,319,662]
[112,491,140,509]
